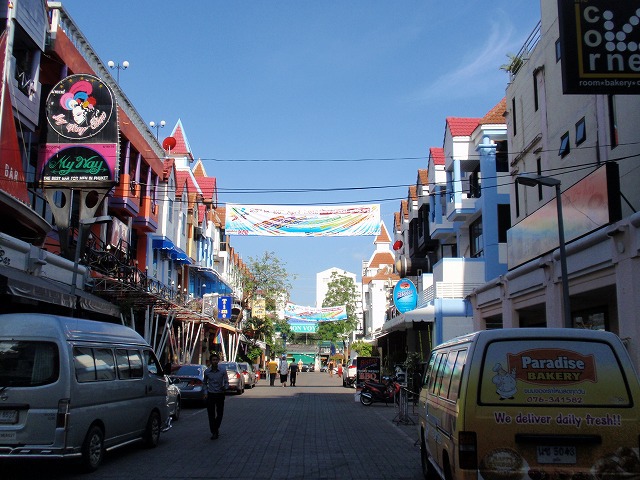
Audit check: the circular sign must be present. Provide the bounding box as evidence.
[45,74,115,141]
[393,278,418,313]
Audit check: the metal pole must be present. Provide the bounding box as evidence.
[69,224,84,317]
[555,184,572,328]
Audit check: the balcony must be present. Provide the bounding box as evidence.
[132,196,158,232]
[111,173,140,217]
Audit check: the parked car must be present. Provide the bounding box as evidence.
[307,363,315,372]
[319,364,328,372]
[301,363,314,372]
[166,377,181,421]
[237,362,257,389]
[219,361,245,394]
[342,357,357,387]
[170,364,208,406]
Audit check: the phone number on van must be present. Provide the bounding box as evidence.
[527,396,583,404]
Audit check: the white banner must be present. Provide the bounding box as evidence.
[225,204,381,237]
[284,303,347,321]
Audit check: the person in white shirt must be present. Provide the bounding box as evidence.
[278,355,289,387]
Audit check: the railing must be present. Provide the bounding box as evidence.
[509,21,542,81]
[393,387,417,426]
[419,282,485,305]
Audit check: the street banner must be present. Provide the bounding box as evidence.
[225,204,381,236]
[284,302,347,321]
[288,320,318,333]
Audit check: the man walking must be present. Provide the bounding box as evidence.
[204,353,228,439]
[267,356,278,386]
[289,357,299,386]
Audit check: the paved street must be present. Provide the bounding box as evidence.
[2,371,423,480]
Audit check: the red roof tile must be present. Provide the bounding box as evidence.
[368,251,395,268]
[481,97,507,125]
[429,147,445,165]
[375,222,391,243]
[169,119,194,159]
[446,117,481,137]
[417,169,428,185]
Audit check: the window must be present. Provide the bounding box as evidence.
[143,349,162,376]
[536,157,543,200]
[94,348,116,381]
[511,98,517,136]
[497,205,511,243]
[74,347,116,382]
[496,141,508,172]
[575,117,586,146]
[555,39,561,62]
[559,132,570,158]
[116,349,143,379]
[608,95,618,149]
[0,341,59,387]
[439,351,457,399]
[533,73,539,111]
[447,350,468,402]
[470,217,483,258]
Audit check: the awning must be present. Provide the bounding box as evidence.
[0,265,75,308]
[151,237,192,265]
[382,304,435,333]
[0,265,119,317]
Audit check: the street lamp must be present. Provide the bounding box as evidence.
[70,215,113,317]
[149,120,165,139]
[516,173,572,328]
[107,60,129,83]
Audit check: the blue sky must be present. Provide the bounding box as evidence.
[60,0,541,307]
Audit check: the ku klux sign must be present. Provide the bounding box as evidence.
[558,0,640,94]
[38,74,119,187]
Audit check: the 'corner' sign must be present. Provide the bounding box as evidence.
[558,0,640,94]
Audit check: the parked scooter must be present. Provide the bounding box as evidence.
[360,375,401,406]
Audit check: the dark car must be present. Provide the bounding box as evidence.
[170,364,208,406]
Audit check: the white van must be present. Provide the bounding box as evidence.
[0,313,171,471]
[418,328,640,480]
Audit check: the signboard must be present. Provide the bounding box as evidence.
[284,302,347,321]
[356,356,381,388]
[288,321,318,333]
[225,204,381,236]
[38,74,119,187]
[393,278,418,313]
[558,0,640,94]
[218,296,232,320]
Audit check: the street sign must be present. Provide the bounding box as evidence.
[218,296,232,320]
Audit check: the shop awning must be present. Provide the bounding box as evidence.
[151,237,192,265]
[382,304,435,333]
[0,265,119,317]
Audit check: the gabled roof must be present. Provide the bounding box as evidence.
[213,207,226,228]
[417,169,428,186]
[169,119,194,160]
[401,200,408,220]
[408,185,417,201]
[480,97,507,125]
[394,211,401,231]
[162,158,175,182]
[446,117,481,137]
[368,251,395,268]
[429,147,445,166]
[374,222,391,244]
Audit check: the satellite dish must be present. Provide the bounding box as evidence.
[162,136,177,151]
[393,240,403,251]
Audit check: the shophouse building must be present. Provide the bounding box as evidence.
[469,2,640,369]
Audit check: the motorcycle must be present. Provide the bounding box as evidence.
[360,375,401,406]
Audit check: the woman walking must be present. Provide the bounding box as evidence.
[279,354,289,387]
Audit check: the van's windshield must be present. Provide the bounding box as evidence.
[0,340,60,387]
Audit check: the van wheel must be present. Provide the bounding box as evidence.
[143,411,161,448]
[81,425,104,472]
[420,437,436,479]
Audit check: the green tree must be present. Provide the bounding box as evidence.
[317,272,359,342]
[239,251,294,358]
[351,340,373,357]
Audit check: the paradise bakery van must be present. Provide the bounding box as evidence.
[0,314,171,471]
[418,328,640,480]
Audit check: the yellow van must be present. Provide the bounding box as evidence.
[418,328,640,480]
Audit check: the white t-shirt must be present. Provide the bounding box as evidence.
[278,360,289,375]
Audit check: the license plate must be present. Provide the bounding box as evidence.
[0,410,17,424]
[0,431,17,442]
[536,445,577,464]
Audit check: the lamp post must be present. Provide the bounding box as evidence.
[516,173,572,328]
[70,215,113,317]
[149,120,165,140]
[107,60,129,83]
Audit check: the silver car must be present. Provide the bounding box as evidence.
[219,362,245,394]
[237,362,257,389]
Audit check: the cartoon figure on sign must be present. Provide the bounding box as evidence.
[491,363,517,400]
[59,80,97,125]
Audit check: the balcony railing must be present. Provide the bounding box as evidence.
[419,282,485,306]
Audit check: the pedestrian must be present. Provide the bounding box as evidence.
[203,353,229,440]
[279,354,289,387]
[328,359,334,376]
[289,357,299,386]
[337,362,343,378]
[267,356,278,386]
[298,358,303,372]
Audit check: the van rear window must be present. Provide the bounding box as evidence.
[479,339,631,407]
[0,341,59,387]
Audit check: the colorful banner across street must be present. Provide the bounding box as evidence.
[284,303,347,321]
[225,204,381,236]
